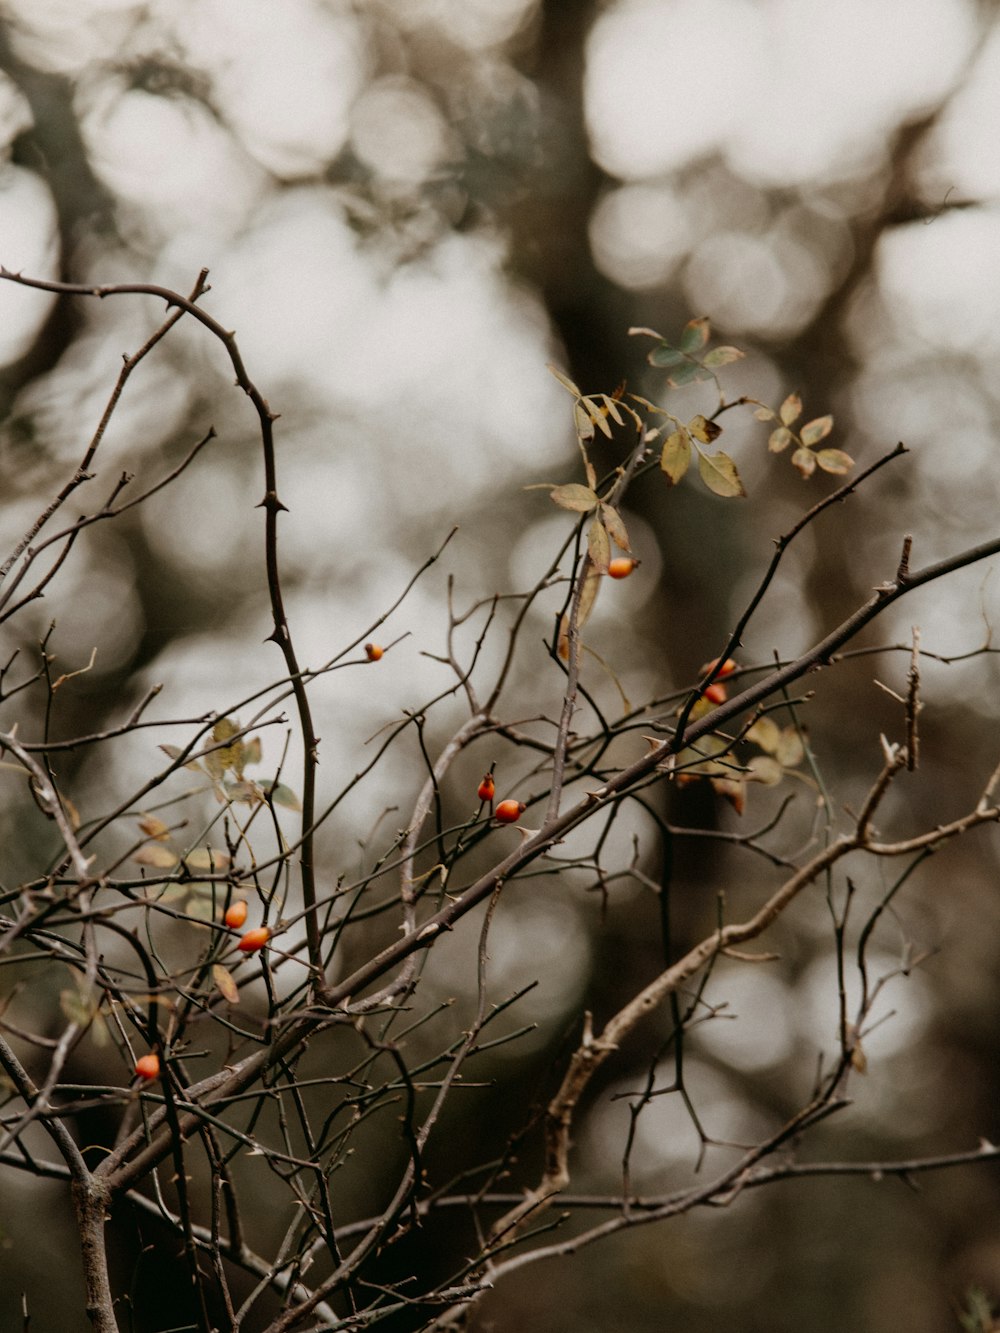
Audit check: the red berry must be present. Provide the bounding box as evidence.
[365,643,384,662]
[477,774,495,803]
[134,1053,160,1082]
[224,900,248,929]
[494,800,525,824]
[607,557,638,580]
[700,656,738,677]
[702,682,728,705]
[238,926,271,954]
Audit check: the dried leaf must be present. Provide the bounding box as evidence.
[698,450,746,498]
[768,426,793,453]
[225,779,264,805]
[185,846,230,872]
[550,483,598,513]
[703,345,744,368]
[754,405,776,422]
[600,394,625,427]
[558,568,602,659]
[710,776,745,814]
[138,814,171,842]
[580,395,613,439]
[242,736,262,768]
[791,446,817,478]
[679,316,711,353]
[746,755,783,786]
[600,503,631,552]
[660,429,691,485]
[133,843,179,869]
[212,963,240,1005]
[746,717,781,753]
[547,364,582,398]
[587,516,611,572]
[775,727,805,768]
[800,414,834,446]
[160,743,203,773]
[816,447,854,475]
[688,414,722,445]
[628,326,664,341]
[780,393,802,426]
[573,402,595,441]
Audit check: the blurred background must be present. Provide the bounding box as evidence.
[2,0,1000,1329]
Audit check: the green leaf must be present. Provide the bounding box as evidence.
[546,363,582,398]
[800,414,833,446]
[667,360,712,388]
[600,503,631,552]
[266,782,302,812]
[688,413,722,444]
[648,342,686,368]
[779,393,802,425]
[768,426,793,453]
[791,446,816,478]
[587,516,610,572]
[679,316,710,353]
[816,447,854,475]
[698,450,746,498]
[660,430,691,485]
[703,345,744,368]
[550,483,599,513]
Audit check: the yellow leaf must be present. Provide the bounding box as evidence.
[688,413,722,445]
[779,393,802,425]
[800,415,833,446]
[660,429,691,485]
[698,450,746,498]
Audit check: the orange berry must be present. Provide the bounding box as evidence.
[224,899,248,929]
[607,557,638,580]
[477,773,495,803]
[702,682,728,705]
[494,799,525,824]
[238,926,271,954]
[700,656,738,677]
[134,1053,160,1082]
[364,642,384,661]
